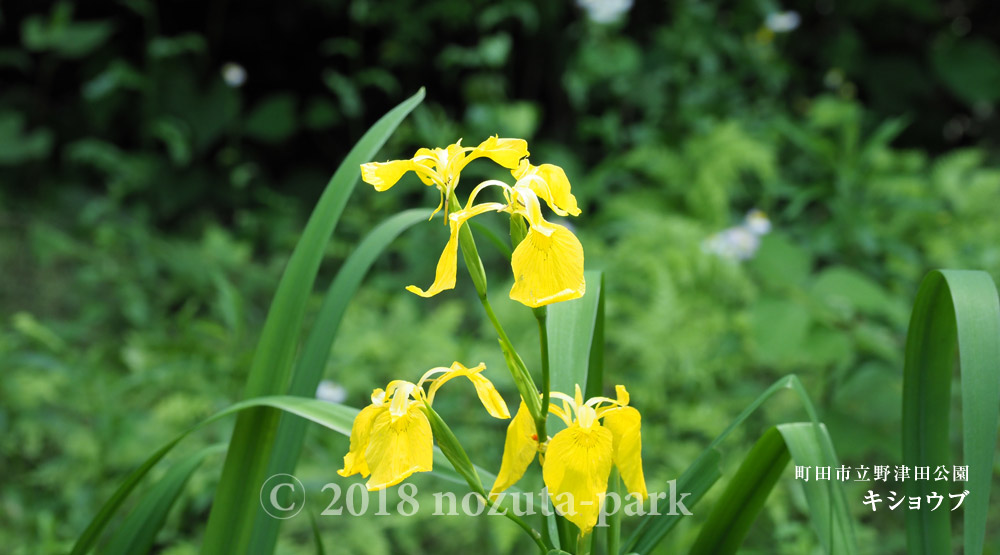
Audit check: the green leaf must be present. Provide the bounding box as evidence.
[308,511,326,555]
[547,270,604,396]
[103,445,225,555]
[689,427,789,555]
[749,234,811,289]
[72,440,188,554]
[244,93,298,143]
[902,270,1000,554]
[624,374,854,554]
[201,88,425,554]
[749,298,811,366]
[810,265,905,323]
[255,208,431,548]
[778,423,856,555]
[71,394,498,554]
[689,423,855,555]
[624,449,722,554]
[0,112,53,165]
[931,36,1000,104]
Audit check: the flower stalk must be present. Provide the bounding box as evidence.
[354,137,643,554]
[423,401,549,553]
[449,192,546,436]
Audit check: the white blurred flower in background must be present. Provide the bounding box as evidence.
[703,209,772,261]
[765,11,801,33]
[316,380,347,404]
[577,0,633,24]
[221,62,247,87]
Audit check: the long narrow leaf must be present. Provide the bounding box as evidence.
[624,374,847,554]
[72,439,188,554]
[258,208,432,547]
[778,422,855,554]
[103,445,225,555]
[547,269,604,396]
[689,423,854,555]
[902,270,1000,554]
[72,394,496,554]
[689,427,790,555]
[202,88,425,554]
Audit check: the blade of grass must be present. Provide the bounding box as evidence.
[201,88,425,554]
[103,445,226,555]
[902,269,1000,554]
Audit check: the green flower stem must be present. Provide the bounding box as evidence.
[577,531,592,555]
[533,306,550,440]
[607,467,622,555]
[449,194,544,432]
[481,294,544,431]
[423,402,550,553]
[457,220,489,299]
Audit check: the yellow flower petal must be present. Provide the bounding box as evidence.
[615,384,629,406]
[542,423,614,535]
[513,160,581,217]
[338,403,387,478]
[406,203,503,298]
[360,160,417,191]
[464,136,529,170]
[490,401,539,496]
[509,223,586,307]
[427,362,510,419]
[601,407,648,500]
[364,403,434,490]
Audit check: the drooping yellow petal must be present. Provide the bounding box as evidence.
[490,401,539,496]
[463,136,529,171]
[542,424,614,535]
[600,407,648,500]
[406,202,504,298]
[360,160,418,191]
[513,160,581,217]
[509,223,586,307]
[338,403,388,478]
[364,403,434,490]
[426,361,510,419]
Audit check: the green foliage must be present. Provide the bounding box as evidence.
[2,0,1000,553]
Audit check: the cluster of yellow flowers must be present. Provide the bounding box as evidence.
[360,136,584,307]
[340,137,646,536]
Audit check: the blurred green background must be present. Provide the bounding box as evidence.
[2,0,999,553]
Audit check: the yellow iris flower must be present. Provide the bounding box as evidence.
[361,137,586,308]
[490,385,647,535]
[361,136,529,218]
[338,361,510,490]
[406,164,585,307]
